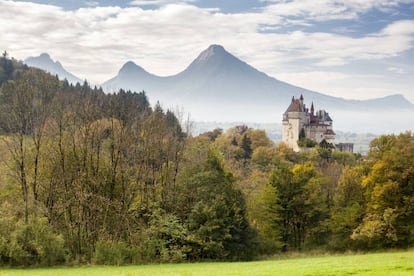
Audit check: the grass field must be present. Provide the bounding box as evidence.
[1,250,413,276]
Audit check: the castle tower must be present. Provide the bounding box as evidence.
[282,96,307,152]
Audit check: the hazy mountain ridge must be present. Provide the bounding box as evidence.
[25,53,82,85]
[24,46,414,132]
[101,45,414,131]
[102,45,413,110]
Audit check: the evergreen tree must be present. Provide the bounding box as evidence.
[241,134,252,160]
[181,149,258,260]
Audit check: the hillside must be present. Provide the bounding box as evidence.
[22,46,414,132]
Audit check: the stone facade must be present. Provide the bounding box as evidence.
[282,95,335,152]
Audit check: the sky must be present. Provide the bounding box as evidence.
[1,0,414,103]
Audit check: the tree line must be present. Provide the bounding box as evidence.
[0,55,413,266]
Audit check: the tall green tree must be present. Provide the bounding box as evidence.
[352,132,414,248]
[269,162,328,250]
[329,166,365,250]
[178,148,258,260]
[0,69,59,223]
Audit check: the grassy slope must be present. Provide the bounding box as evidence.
[1,250,413,276]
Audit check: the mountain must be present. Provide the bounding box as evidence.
[105,45,414,132]
[104,61,164,95]
[25,53,82,84]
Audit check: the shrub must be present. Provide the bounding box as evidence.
[93,240,139,265]
[139,209,189,263]
[8,218,66,266]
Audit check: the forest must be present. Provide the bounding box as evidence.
[0,54,413,266]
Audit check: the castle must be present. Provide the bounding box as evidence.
[282,95,336,152]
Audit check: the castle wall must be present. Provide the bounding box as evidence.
[305,124,334,143]
[282,117,301,152]
[306,125,325,143]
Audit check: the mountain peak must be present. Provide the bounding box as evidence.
[39,53,52,60]
[26,53,56,65]
[26,53,54,64]
[123,61,138,68]
[196,44,228,62]
[204,44,226,55]
[24,53,82,84]
[119,61,148,75]
[179,44,268,81]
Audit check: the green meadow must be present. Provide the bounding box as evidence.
[1,250,413,276]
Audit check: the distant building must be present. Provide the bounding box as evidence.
[282,95,336,152]
[336,143,354,153]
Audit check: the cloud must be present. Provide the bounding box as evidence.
[275,71,349,91]
[262,0,414,21]
[388,67,407,74]
[130,0,196,6]
[381,20,414,36]
[85,1,99,7]
[316,58,347,67]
